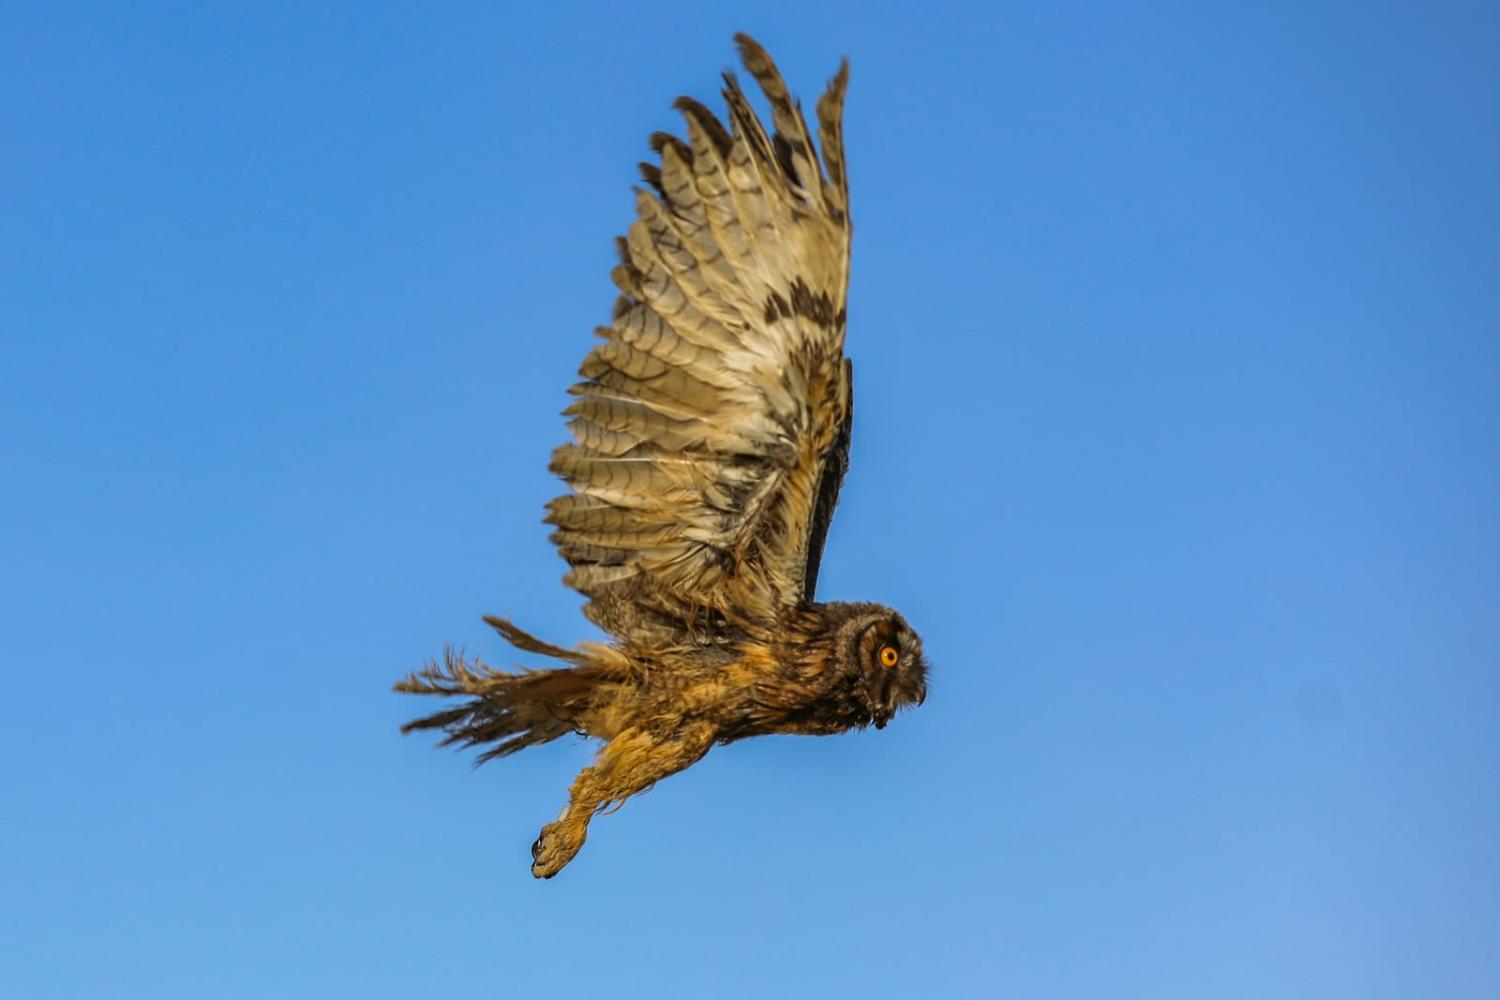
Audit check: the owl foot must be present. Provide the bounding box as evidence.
[531,819,586,879]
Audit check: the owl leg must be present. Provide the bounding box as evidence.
[530,723,714,879]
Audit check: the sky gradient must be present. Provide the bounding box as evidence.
[4,2,1498,997]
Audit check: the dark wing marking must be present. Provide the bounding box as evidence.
[801,358,853,601]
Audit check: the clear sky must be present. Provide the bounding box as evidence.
[4,2,1498,997]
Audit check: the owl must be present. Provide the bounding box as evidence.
[397,34,927,878]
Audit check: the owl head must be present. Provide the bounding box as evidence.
[836,605,928,729]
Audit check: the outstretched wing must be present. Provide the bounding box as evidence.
[545,34,854,641]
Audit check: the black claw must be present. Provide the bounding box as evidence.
[531,835,544,861]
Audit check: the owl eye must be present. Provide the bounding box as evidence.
[878,644,899,668]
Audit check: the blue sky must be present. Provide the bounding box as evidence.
[4,2,1498,997]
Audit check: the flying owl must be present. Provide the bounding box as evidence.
[397,34,928,878]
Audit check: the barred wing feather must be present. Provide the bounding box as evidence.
[545,35,855,640]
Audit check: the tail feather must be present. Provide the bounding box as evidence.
[481,615,584,662]
[396,619,610,763]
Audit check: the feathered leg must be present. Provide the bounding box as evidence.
[530,722,715,878]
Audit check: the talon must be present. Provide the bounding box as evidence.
[530,820,585,879]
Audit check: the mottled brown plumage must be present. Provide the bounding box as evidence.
[396,34,927,878]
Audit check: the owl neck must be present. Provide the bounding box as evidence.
[738,602,881,736]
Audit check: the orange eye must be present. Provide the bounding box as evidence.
[879,645,899,668]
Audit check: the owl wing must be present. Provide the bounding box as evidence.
[545,35,854,640]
